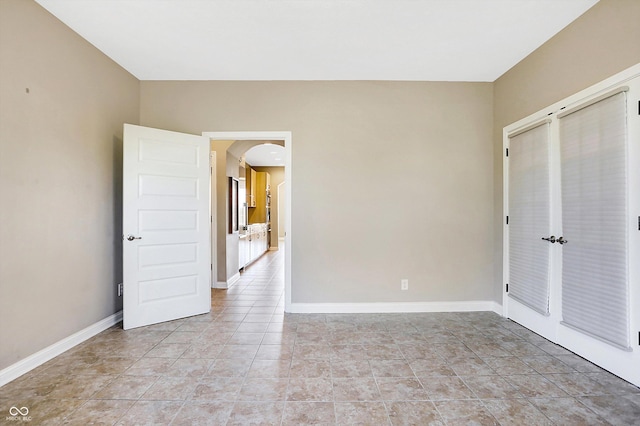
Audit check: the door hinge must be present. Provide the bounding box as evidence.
[505,148,509,157]
[211,264,213,271]
[637,100,639,115]
[506,216,509,225]
[506,283,509,293]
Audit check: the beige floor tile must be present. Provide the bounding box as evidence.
[164,358,213,377]
[585,371,640,394]
[228,332,265,345]
[331,360,373,378]
[376,377,429,401]
[521,355,576,374]
[543,372,612,396]
[460,375,522,399]
[329,344,368,360]
[448,357,495,376]
[64,399,133,425]
[483,398,552,426]
[370,359,415,378]
[171,400,233,425]
[530,397,609,425]
[332,377,381,401]
[504,374,570,398]
[161,330,202,344]
[93,375,157,399]
[287,377,333,401]
[47,374,116,399]
[293,344,332,360]
[420,376,475,401]
[139,376,196,400]
[255,344,294,360]
[282,401,336,425]
[143,343,189,359]
[408,359,456,377]
[363,344,404,360]
[179,342,223,359]
[192,377,244,401]
[206,358,253,377]
[434,399,499,425]
[238,378,289,401]
[115,400,182,425]
[247,359,292,378]
[335,401,389,425]
[218,344,260,359]
[579,394,640,425]
[227,401,284,425]
[554,354,604,373]
[482,356,537,375]
[398,342,443,360]
[387,400,444,426]
[290,359,331,378]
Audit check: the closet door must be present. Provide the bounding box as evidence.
[504,66,640,387]
[506,122,556,337]
[559,91,629,349]
[556,90,638,384]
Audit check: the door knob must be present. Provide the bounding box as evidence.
[126,235,142,241]
[557,236,568,245]
[542,236,556,243]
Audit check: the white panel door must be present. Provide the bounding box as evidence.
[506,122,557,339]
[123,124,211,330]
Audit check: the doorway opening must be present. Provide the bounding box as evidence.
[203,131,292,313]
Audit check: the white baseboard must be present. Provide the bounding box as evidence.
[214,272,241,289]
[0,310,123,387]
[288,301,503,315]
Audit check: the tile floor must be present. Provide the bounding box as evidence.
[1,247,639,425]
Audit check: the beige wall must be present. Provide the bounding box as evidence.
[209,140,238,283]
[140,81,494,303]
[252,166,285,249]
[493,0,640,302]
[0,0,139,370]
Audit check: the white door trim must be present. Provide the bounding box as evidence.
[202,131,292,312]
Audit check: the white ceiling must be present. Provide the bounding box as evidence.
[35,0,598,82]
[245,144,286,167]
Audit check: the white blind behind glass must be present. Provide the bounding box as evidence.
[508,123,551,315]
[559,92,629,349]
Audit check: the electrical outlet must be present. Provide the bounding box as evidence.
[117,283,123,297]
[401,279,409,291]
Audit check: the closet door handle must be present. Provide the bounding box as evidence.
[557,237,568,245]
[542,236,556,243]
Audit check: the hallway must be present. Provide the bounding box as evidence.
[1,246,639,424]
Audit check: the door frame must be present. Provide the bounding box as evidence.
[203,131,292,313]
[210,151,217,289]
[502,63,640,386]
